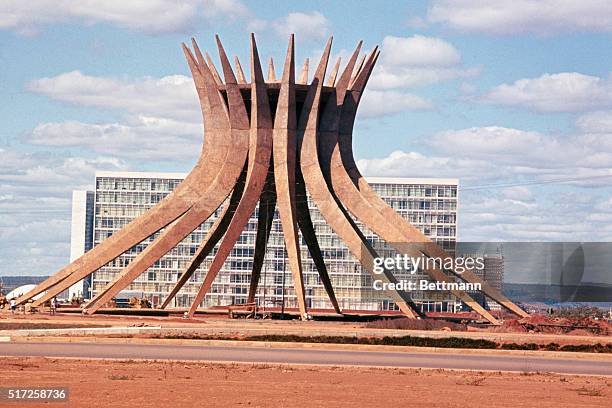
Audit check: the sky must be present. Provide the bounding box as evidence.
[1,0,612,278]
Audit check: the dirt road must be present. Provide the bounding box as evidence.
[1,341,611,376]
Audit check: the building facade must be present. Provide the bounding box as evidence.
[481,253,504,293]
[460,249,504,311]
[476,252,504,311]
[75,172,460,313]
[66,190,94,300]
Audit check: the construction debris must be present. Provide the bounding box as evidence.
[502,314,610,335]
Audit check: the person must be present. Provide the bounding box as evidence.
[50,297,57,316]
[9,298,16,314]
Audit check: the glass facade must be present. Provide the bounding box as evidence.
[88,172,459,313]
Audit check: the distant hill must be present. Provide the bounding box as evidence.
[0,276,49,294]
[504,282,612,304]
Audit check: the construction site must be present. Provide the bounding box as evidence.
[1,6,612,405]
[0,306,611,407]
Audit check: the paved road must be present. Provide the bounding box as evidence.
[1,342,610,376]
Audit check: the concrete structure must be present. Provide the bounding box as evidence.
[67,191,94,300]
[480,253,504,293]
[18,34,527,323]
[79,173,460,313]
[465,251,504,311]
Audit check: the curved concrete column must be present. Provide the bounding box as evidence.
[297,38,418,318]
[187,34,275,318]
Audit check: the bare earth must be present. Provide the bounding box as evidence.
[1,312,611,406]
[0,357,610,408]
[2,312,611,347]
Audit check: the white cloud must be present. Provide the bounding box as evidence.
[370,65,481,90]
[27,71,200,121]
[201,0,266,31]
[358,150,498,181]
[380,35,461,67]
[0,150,127,189]
[358,90,433,118]
[271,11,331,41]
[482,72,612,112]
[0,0,203,35]
[500,186,534,202]
[358,125,612,241]
[0,0,296,36]
[201,0,251,20]
[305,36,466,119]
[576,110,612,133]
[458,191,608,241]
[26,116,202,162]
[459,82,477,95]
[429,126,612,177]
[594,197,612,213]
[358,35,478,118]
[427,0,612,35]
[359,126,612,186]
[369,35,480,90]
[0,149,128,275]
[24,71,215,163]
[428,127,572,167]
[3,69,211,276]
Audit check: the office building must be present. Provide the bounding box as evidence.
[73,172,460,312]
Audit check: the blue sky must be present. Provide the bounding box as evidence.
[1,0,612,277]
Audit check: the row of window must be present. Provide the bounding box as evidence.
[96,178,182,192]
[90,177,459,308]
[372,183,457,198]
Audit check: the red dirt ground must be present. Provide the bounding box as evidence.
[1,312,610,347]
[0,357,610,408]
